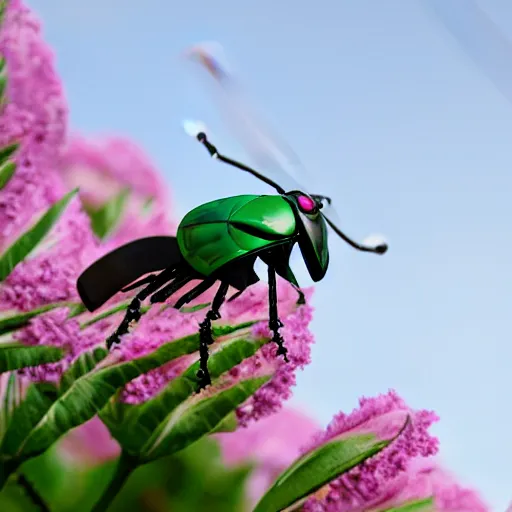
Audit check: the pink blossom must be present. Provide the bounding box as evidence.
[59,134,175,248]
[0,0,101,382]
[303,390,439,512]
[15,308,105,383]
[381,458,490,512]
[115,281,315,425]
[0,0,69,249]
[58,417,121,468]
[216,406,321,507]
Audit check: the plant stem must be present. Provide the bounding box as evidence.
[91,451,138,512]
[0,458,20,491]
[17,473,50,512]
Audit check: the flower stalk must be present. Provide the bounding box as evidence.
[91,451,139,512]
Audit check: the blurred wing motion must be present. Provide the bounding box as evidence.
[424,0,512,105]
[183,41,343,226]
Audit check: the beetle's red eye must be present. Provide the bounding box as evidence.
[297,195,316,213]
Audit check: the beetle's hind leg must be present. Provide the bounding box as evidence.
[267,265,289,362]
[196,281,230,390]
[106,266,177,349]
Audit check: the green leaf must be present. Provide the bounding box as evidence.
[252,434,394,512]
[0,303,72,336]
[66,303,87,318]
[101,332,267,456]
[0,161,16,190]
[0,344,64,374]
[210,411,238,433]
[0,373,25,442]
[141,196,154,215]
[179,302,210,313]
[0,142,19,167]
[0,321,254,461]
[141,375,269,462]
[0,76,6,101]
[80,302,150,330]
[0,382,55,465]
[0,189,79,281]
[0,57,5,74]
[87,188,130,240]
[381,497,436,512]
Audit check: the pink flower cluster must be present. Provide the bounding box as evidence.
[59,134,175,248]
[219,391,489,512]
[0,0,103,379]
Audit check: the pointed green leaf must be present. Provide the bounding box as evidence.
[0,344,64,374]
[0,142,19,167]
[100,332,267,455]
[0,161,16,190]
[66,303,87,318]
[0,76,6,101]
[180,302,210,313]
[141,375,270,462]
[80,302,150,330]
[210,411,238,433]
[87,188,130,240]
[141,196,154,214]
[253,435,393,512]
[0,382,56,459]
[0,57,5,73]
[0,373,25,442]
[0,303,72,336]
[0,189,79,281]
[0,321,254,460]
[381,497,436,512]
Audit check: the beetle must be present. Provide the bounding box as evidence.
[76,45,389,390]
[76,130,388,390]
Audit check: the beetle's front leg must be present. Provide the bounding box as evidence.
[267,265,289,363]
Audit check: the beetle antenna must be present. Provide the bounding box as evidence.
[193,130,286,195]
[323,215,388,255]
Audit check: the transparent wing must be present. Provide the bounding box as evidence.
[424,0,512,104]
[183,42,387,254]
[184,42,311,193]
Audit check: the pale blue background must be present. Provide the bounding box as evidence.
[25,0,512,509]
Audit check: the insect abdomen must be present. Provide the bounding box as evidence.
[177,195,297,276]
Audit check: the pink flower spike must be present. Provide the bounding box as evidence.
[303,390,439,512]
[379,458,490,512]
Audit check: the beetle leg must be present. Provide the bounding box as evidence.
[106,266,177,349]
[121,274,158,293]
[267,265,289,362]
[172,277,217,310]
[149,273,194,304]
[196,281,230,391]
[227,288,245,302]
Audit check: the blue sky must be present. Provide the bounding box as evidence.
[25,0,511,509]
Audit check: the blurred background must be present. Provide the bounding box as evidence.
[16,0,512,509]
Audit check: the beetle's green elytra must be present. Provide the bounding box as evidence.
[177,194,297,276]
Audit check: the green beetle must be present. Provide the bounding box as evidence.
[76,132,387,390]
